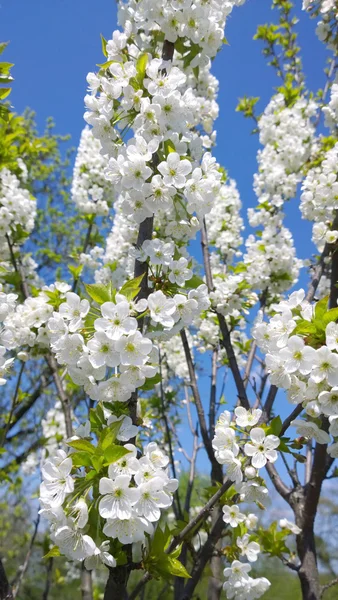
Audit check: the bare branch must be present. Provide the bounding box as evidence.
[280,404,303,437]
[265,462,291,501]
[0,558,13,600]
[320,576,338,598]
[12,514,40,599]
[200,219,250,410]
[209,347,218,437]
[42,559,53,600]
[45,355,73,438]
[1,362,25,447]
[180,329,217,469]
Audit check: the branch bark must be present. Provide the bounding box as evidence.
[12,515,40,599]
[181,513,224,600]
[0,559,13,600]
[200,219,250,410]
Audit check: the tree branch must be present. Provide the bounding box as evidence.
[180,329,220,474]
[200,219,250,410]
[0,559,13,600]
[12,514,40,599]
[321,576,338,598]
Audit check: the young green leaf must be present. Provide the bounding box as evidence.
[85,282,116,304]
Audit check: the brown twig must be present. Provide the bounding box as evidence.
[12,514,40,599]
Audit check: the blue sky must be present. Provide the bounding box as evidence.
[1,1,331,476]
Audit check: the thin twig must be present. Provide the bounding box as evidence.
[1,362,25,447]
[159,349,182,519]
[180,329,217,468]
[12,514,40,599]
[280,404,303,437]
[72,220,94,293]
[45,355,73,438]
[42,559,53,600]
[200,219,250,410]
[320,576,338,598]
[209,347,218,436]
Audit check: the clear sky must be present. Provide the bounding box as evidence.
[1,0,330,474]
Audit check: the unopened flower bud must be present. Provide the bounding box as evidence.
[245,466,257,479]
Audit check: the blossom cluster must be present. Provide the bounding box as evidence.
[211,407,304,599]
[71,126,113,215]
[0,167,36,242]
[300,143,338,251]
[254,289,338,457]
[253,94,316,211]
[0,167,36,237]
[223,560,270,600]
[213,407,280,484]
[83,0,247,241]
[323,82,338,131]
[206,178,244,262]
[40,433,177,566]
[303,0,338,50]
[242,94,317,299]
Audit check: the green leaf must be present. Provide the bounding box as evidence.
[268,416,283,436]
[98,420,122,451]
[43,546,61,559]
[0,104,9,122]
[315,296,328,320]
[0,62,14,72]
[0,88,10,100]
[101,34,108,58]
[167,557,191,578]
[159,556,191,579]
[292,320,317,336]
[149,525,171,556]
[70,451,94,468]
[0,42,9,56]
[136,52,148,84]
[323,307,338,326]
[90,407,105,430]
[119,274,145,300]
[0,75,13,84]
[140,373,161,391]
[164,139,176,154]
[103,445,131,464]
[85,470,98,482]
[69,264,83,279]
[91,455,104,472]
[97,60,116,70]
[185,275,205,289]
[291,451,306,463]
[85,282,116,304]
[67,439,96,454]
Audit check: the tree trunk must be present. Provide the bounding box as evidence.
[0,559,13,600]
[103,566,130,600]
[296,526,320,600]
[207,464,223,600]
[174,545,188,600]
[81,566,93,600]
[208,540,223,600]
